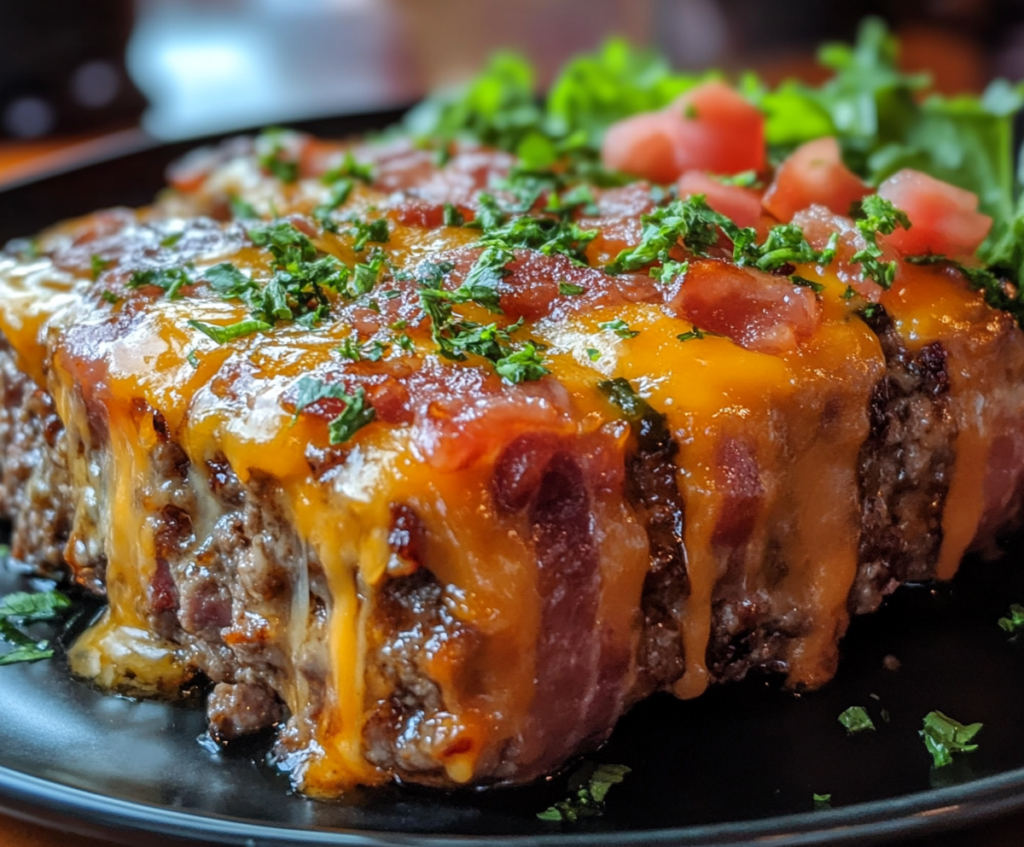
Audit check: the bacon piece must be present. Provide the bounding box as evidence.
[666,258,821,354]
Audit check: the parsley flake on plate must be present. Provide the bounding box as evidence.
[838,705,876,734]
[920,711,982,769]
[0,589,71,666]
[537,763,631,823]
[998,602,1024,635]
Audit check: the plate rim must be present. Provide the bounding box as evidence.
[3,109,1024,847]
[4,758,1024,846]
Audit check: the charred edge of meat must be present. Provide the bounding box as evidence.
[852,304,956,614]
[362,505,479,781]
[600,377,689,695]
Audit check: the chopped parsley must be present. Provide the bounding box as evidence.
[338,336,387,362]
[478,208,597,266]
[160,231,184,249]
[416,261,548,382]
[0,589,71,666]
[290,376,376,444]
[599,318,639,339]
[349,217,390,252]
[838,705,875,734]
[920,711,982,768]
[90,254,111,280]
[495,342,548,383]
[850,195,911,289]
[677,327,706,342]
[313,178,354,231]
[320,151,374,185]
[255,128,299,183]
[558,281,586,296]
[605,195,836,280]
[229,194,259,220]
[187,318,271,344]
[537,763,631,823]
[651,258,689,286]
[443,203,465,227]
[127,266,193,300]
[791,274,825,293]
[998,603,1024,634]
[100,290,119,305]
[586,347,601,361]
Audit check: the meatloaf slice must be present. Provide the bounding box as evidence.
[2,136,1024,796]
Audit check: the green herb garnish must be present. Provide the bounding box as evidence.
[850,194,911,289]
[127,266,193,300]
[255,128,299,183]
[0,589,71,666]
[599,318,639,339]
[838,705,876,734]
[320,151,374,185]
[187,318,271,344]
[90,254,111,280]
[920,711,982,768]
[998,603,1024,634]
[537,763,631,823]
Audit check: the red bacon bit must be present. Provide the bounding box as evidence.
[492,432,564,513]
[387,199,447,229]
[666,258,821,354]
[406,361,573,472]
[712,437,764,548]
[762,137,867,223]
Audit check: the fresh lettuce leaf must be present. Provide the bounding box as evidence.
[545,38,702,150]
[403,52,543,150]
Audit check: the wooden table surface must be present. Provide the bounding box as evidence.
[4,133,1024,847]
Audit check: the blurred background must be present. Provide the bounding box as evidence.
[3,0,1024,178]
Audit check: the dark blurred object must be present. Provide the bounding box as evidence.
[0,0,144,140]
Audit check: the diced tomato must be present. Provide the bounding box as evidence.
[601,111,689,184]
[667,258,821,354]
[678,171,762,228]
[601,82,765,182]
[670,81,766,175]
[877,169,992,259]
[762,137,866,222]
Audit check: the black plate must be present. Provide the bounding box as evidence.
[5,115,1024,846]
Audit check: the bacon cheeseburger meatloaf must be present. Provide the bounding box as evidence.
[4,24,1024,797]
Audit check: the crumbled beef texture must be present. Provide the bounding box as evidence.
[852,305,956,614]
[624,401,689,695]
[362,562,479,777]
[207,681,284,742]
[0,342,73,575]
